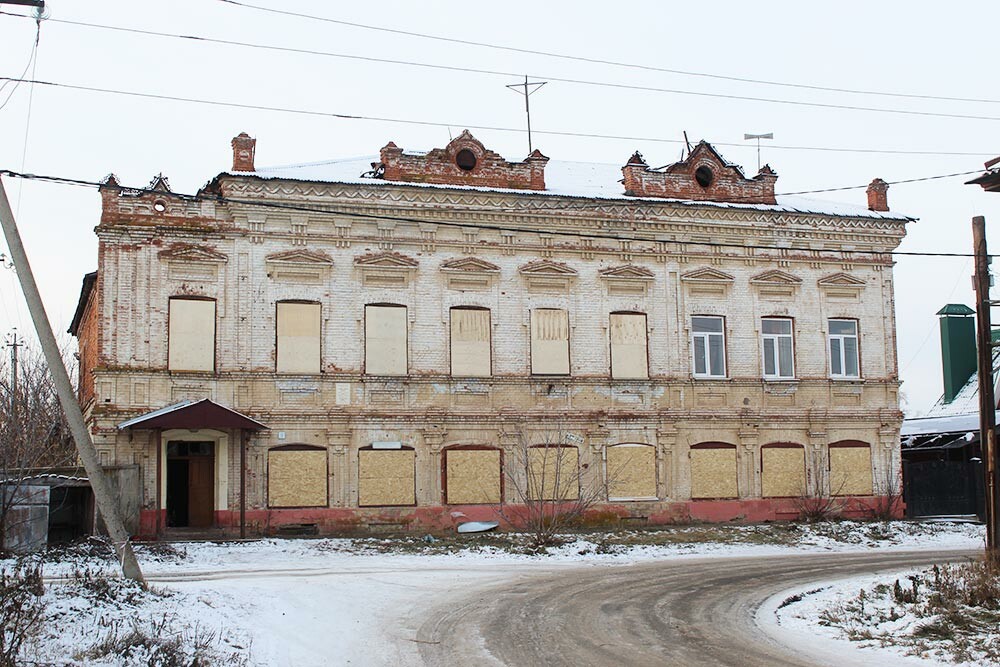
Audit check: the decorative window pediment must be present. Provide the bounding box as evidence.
[266,249,333,283]
[818,272,866,301]
[158,244,227,282]
[680,267,734,297]
[355,251,418,288]
[600,264,655,296]
[750,269,802,300]
[441,257,500,291]
[519,259,578,293]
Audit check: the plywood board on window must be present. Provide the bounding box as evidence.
[450,309,491,377]
[276,302,321,373]
[610,313,648,379]
[168,299,215,371]
[358,449,415,506]
[830,446,873,496]
[530,309,569,375]
[365,305,407,375]
[607,444,657,500]
[761,447,806,498]
[446,449,501,504]
[690,447,738,499]
[527,446,579,500]
[268,448,327,507]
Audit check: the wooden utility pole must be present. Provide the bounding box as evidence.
[0,175,145,584]
[972,214,999,552]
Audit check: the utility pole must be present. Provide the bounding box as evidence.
[973,214,999,553]
[5,330,22,424]
[506,75,547,154]
[0,175,145,584]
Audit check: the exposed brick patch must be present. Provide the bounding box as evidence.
[378,130,548,190]
[621,141,777,204]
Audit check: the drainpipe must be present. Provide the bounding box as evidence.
[240,430,248,539]
[156,429,162,537]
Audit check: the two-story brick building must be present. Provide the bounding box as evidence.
[69,130,912,536]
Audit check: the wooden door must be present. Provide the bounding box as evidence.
[188,456,215,528]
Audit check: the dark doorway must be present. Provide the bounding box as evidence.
[166,441,215,528]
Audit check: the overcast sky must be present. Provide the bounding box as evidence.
[1,0,998,414]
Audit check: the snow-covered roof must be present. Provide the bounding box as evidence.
[922,348,1000,421]
[225,156,915,222]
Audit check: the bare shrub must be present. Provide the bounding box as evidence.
[0,562,45,667]
[494,425,613,550]
[866,458,904,522]
[793,477,846,523]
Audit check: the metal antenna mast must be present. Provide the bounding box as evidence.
[744,132,774,171]
[506,75,547,154]
[5,329,22,422]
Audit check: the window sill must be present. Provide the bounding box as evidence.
[830,376,863,382]
[762,377,798,383]
[691,375,730,381]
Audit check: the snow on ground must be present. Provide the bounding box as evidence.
[762,552,1000,667]
[4,520,986,666]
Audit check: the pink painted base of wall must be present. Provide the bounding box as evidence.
[136,496,904,540]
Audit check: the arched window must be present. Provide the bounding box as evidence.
[267,444,327,508]
[761,443,806,498]
[442,445,502,504]
[527,444,579,500]
[358,444,416,507]
[606,443,657,501]
[689,442,738,499]
[829,441,873,496]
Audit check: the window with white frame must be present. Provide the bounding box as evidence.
[828,319,860,378]
[691,316,726,378]
[761,318,794,379]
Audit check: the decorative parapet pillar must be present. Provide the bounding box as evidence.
[807,409,829,497]
[421,425,446,505]
[737,410,760,498]
[656,424,678,499]
[585,425,610,492]
[326,429,351,507]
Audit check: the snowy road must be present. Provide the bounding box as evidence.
[414,549,975,667]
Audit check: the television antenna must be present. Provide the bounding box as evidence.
[744,132,774,171]
[506,75,547,154]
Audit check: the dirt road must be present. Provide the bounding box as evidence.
[415,549,972,666]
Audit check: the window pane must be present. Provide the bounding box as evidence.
[709,335,725,376]
[763,338,776,375]
[830,319,856,335]
[693,316,723,333]
[762,319,791,335]
[844,337,859,376]
[778,338,793,377]
[830,338,842,375]
[694,336,707,374]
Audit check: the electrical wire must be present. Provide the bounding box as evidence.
[0,20,39,112]
[214,0,1000,106]
[3,12,1000,124]
[0,168,980,259]
[0,76,996,159]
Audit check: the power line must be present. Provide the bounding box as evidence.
[0,168,979,259]
[5,12,1000,124]
[0,76,995,159]
[778,170,985,196]
[0,19,39,112]
[214,0,1000,107]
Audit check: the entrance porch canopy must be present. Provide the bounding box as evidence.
[117,399,268,431]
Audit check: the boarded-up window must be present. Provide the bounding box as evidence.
[531,309,570,375]
[365,305,407,375]
[761,445,806,498]
[358,448,415,506]
[527,446,579,500]
[268,446,327,508]
[606,444,657,500]
[610,313,648,379]
[276,302,321,373]
[450,308,491,377]
[168,298,215,371]
[829,442,873,496]
[444,448,501,504]
[690,443,738,499]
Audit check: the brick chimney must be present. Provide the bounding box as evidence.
[866,178,889,211]
[231,132,256,172]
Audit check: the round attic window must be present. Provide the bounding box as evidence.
[456,149,477,171]
[695,165,714,188]
[153,200,167,213]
